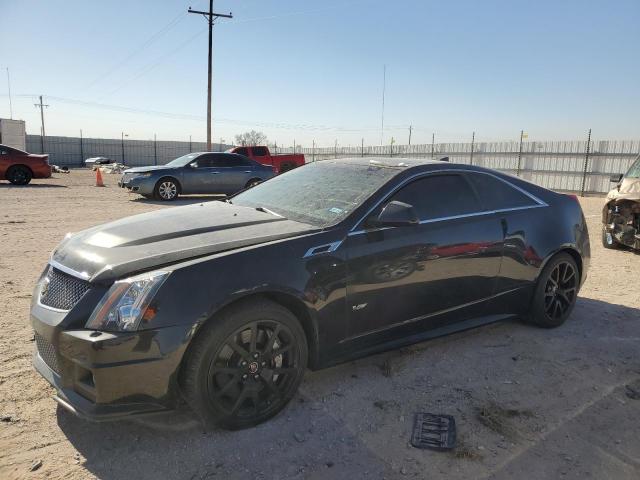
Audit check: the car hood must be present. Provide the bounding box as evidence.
[51,202,317,283]
[606,177,640,202]
[123,165,176,174]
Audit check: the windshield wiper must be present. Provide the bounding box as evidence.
[255,206,283,218]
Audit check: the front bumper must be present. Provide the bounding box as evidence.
[31,301,194,421]
[118,175,156,195]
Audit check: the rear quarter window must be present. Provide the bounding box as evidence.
[466,172,537,210]
[252,147,269,157]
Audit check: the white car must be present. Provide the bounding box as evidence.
[84,156,114,167]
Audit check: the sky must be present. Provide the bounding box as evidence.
[0,0,639,147]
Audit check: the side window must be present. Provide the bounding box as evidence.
[194,154,215,168]
[252,146,268,157]
[466,172,537,210]
[389,174,479,220]
[234,147,249,157]
[209,154,250,168]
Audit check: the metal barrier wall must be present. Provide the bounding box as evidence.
[26,135,233,168]
[27,134,639,194]
[276,139,640,194]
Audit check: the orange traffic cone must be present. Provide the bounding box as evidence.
[95,168,105,187]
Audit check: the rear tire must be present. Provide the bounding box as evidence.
[527,253,579,328]
[181,298,308,430]
[154,178,179,201]
[6,166,32,185]
[601,225,619,249]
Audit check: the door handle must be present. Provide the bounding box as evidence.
[243,170,252,173]
[210,171,220,174]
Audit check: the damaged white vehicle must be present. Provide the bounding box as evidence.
[602,154,640,250]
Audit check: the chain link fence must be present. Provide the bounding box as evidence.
[28,134,639,194]
[27,134,233,168]
[276,139,640,194]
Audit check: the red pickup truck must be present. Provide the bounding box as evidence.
[228,145,305,174]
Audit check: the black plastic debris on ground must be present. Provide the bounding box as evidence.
[410,413,456,451]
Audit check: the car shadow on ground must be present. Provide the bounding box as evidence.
[0,183,67,189]
[56,296,640,480]
[130,195,227,206]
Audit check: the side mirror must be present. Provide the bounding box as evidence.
[368,200,419,227]
[610,173,623,183]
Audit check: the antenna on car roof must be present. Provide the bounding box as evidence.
[439,156,449,162]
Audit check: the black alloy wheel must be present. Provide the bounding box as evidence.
[181,298,307,430]
[7,166,32,185]
[528,252,579,328]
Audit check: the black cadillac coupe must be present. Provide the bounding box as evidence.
[31,158,590,429]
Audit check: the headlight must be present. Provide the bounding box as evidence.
[85,271,170,332]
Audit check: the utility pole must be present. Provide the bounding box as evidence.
[516,130,524,176]
[188,2,232,152]
[431,133,435,159]
[154,133,158,165]
[361,138,364,157]
[189,135,192,153]
[470,131,475,165]
[380,65,386,145]
[121,132,128,165]
[6,68,13,119]
[581,128,592,197]
[79,129,84,166]
[408,125,412,146]
[34,95,49,153]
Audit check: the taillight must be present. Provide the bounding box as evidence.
[565,193,579,202]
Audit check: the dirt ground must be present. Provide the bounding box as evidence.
[1,169,639,480]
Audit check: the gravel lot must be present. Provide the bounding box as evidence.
[1,169,639,480]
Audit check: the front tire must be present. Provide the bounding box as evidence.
[527,253,579,328]
[6,166,32,185]
[154,178,179,201]
[181,298,308,430]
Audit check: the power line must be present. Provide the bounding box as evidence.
[99,27,207,99]
[188,2,233,151]
[81,10,188,92]
[6,93,418,133]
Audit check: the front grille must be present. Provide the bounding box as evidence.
[35,332,60,374]
[39,267,91,311]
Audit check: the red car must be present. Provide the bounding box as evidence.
[0,144,51,185]
[228,145,305,174]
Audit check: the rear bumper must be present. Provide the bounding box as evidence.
[31,302,193,421]
[34,165,52,178]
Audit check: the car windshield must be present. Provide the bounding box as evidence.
[231,160,402,227]
[625,155,640,178]
[166,153,200,167]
